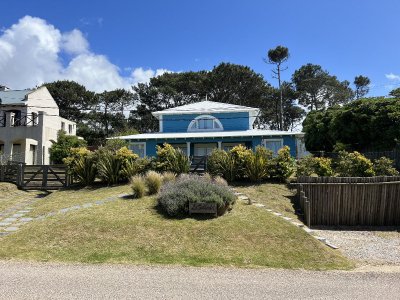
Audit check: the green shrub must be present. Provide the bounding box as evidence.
[145,171,163,195]
[155,143,190,174]
[72,155,97,186]
[314,157,334,176]
[50,130,87,164]
[121,157,151,179]
[244,146,272,182]
[229,145,253,180]
[104,138,129,152]
[296,155,316,176]
[296,156,334,177]
[335,151,375,177]
[157,174,236,217]
[270,146,295,182]
[207,149,237,182]
[97,150,123,185]
[373,157,399,176]
[130,175,146,199]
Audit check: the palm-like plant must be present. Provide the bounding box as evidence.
[73,156,97,186]
[97,151,123,185]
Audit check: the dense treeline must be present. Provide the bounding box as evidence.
[303,97,400,152]
[43,46,376,147]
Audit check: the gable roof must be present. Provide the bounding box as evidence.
[152,101,259,117]
[0,89,32,105]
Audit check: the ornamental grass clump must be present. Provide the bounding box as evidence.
[145,170,163,195]
[162,171,176,184]
[130,175,146,199]
[158,174,236,217]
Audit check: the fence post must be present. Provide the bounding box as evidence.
[305,198,311,228]
[17,163,24,187]
[42,165,48,188]
[0,165,4,182]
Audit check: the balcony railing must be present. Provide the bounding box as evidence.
[12,114,38,127]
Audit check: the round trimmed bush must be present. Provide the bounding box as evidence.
[158,174,236,217]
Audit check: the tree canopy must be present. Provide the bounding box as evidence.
[303,97,400,152]
[292,64,354,110]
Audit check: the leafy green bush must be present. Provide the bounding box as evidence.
[97,150,123,185]
[73,155,97,186]
[373,157,399,176]
[145,171,163,195]
[155,143,190,174]
[244,146,272,182]
[207,149,237,182]
[296,155,315,176]
[270,146,295,182]
[50,131,87,164]
[229,145,253,180]
[130,175,146,199]
[314,157,334,177]
[335,151,375,177]
[297,156,334,177]
[157,174,236,217]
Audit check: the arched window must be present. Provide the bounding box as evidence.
[187,115,223,132]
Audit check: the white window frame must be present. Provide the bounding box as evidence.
[262,138,283,155]
[187,115,224,132]
[129,142,146,158]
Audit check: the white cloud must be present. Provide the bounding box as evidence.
[131,67,171,84]
[0,16,172,92]
[61,29,89,55]
[385,73,400,82]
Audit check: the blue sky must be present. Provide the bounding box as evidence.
[1,0,400,95]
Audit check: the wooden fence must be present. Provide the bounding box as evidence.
[297,176,400,227]
[0,163,70,190]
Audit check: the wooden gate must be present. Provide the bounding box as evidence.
[20,165,69,190]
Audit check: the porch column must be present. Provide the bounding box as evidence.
[217,141,222,150]
[186,142,191,156]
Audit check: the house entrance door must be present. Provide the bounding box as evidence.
[194,143,217,156]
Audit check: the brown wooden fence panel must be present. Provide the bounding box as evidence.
[0,163,69,190]
[297,177,400,227]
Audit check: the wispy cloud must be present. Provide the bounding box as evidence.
[385,73,400,81]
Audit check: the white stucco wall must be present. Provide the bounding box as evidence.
[0,87,76,165]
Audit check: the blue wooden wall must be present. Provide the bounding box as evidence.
[162,112,250,132]
[130,135,297,157]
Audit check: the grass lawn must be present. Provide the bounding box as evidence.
[0,183,352,270]
[0,183,42,212]
[234,183,300,220]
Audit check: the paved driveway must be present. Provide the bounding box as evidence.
[1,261,399,299]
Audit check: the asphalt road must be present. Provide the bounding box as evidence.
[1,261,399,299]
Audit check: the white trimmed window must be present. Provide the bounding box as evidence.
[129,142,146,158]
[187,115,223,132]
[262,139,283,155]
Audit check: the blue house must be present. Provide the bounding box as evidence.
[118,101,307,158]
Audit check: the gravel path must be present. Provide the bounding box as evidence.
[312,228,400,265]
[1,261,400,300]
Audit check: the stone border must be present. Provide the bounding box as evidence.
[233,190,339,250]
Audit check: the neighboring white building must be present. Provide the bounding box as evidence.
[0,86,76,165]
